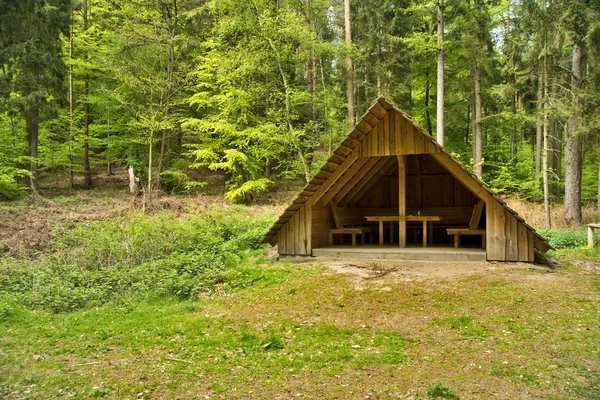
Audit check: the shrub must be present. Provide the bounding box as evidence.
[537,228,598,249]
[0,206,275,312]
[427,383,459,399]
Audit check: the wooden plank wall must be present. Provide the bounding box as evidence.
[310,201,334,250]
[277,204,311,255]
[486,200,534,262]
[361,110,439,157]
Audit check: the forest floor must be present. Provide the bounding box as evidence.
[1,258,599,399]
[0,175,599,399]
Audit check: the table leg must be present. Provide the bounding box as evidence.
[422,220,428,248]
[379,220,384,247]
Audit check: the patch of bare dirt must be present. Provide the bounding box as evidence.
[321,260,558,290]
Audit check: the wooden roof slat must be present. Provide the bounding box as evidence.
[320,157,369,206]
[327,154,345,165]
[314,170,332,180]
[378,97,393,110]
[340,157,391,205]
[321,161,340,173]
[347,157,397,205]
[349,129,366,141]
[363,112,380,128]
[341,137,360,149]
[355,120,372,135]
[370,101,388,119]
[334,157,381,204]
[334,145,353,157]
[310,149,360,206]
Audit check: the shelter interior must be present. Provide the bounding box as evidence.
[311,154,485,249]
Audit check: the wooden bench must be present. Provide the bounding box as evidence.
[329,204,378,246]
[588,224,600,248]
[447,201,486,248]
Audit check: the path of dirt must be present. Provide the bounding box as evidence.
[320,259,561,290]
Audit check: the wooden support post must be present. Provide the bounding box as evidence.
[588,224,600,249]
[398,155,406,248]
[423,220,428,248]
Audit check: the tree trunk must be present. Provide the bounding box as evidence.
[69,10,75,188]
[148,131,153,200]
[597,163,600,216]
[83,0,92,189]
[565,42,586,225]
[26,107,39,192]
[542,53,551,229]
[473,63,483,179]
[344,0,354,129]
[535,66,543,193]
[425,72,432,136]
[436,0,445,146]
[157,1,177,189]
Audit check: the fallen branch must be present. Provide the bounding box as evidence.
[167,357,193,365]
[74,361,100,366]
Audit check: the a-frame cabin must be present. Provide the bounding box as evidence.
[262,97,550,262]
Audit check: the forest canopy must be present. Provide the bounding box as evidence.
[1,0,599,225]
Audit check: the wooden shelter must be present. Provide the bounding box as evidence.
[262,97,550,262]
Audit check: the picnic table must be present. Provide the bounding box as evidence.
[365,215,444,248]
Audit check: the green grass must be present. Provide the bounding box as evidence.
[1,261,599,399]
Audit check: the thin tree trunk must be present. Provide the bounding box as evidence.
[425,72,432,136]
[148,131,153,200]
[543,51,551,229]
[83,0,92,189]
[344,0,354,129]
[436,0,445,146]
[597,163,600,216]
[473,62,483,179]
[157,1,177,188]
[565,42,586,225]
[69,10,75,188]
[535,66,543,192]
[26,107,39,192]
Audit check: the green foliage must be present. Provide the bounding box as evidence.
[538,228,598,249]
[427,383,459,399]
[0,166,29,200]
[0,207,275,312]
[486,144,541,200]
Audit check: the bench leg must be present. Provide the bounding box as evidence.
[454,234,460,248]
[329,232,334,246]
[352,233,357,247]
[589,226,595,249]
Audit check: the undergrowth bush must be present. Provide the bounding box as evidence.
[0,206,274,312]
[538,228,598,249]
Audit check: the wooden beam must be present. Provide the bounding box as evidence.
[430,152,493,202]
[398,155,406,248]
[320,157,369,206]
[333,157,380,204]
[347,157,396,205]
[340,157,389,205]
[310,149,359,205]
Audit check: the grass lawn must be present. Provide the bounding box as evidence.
[1,260,599,399]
